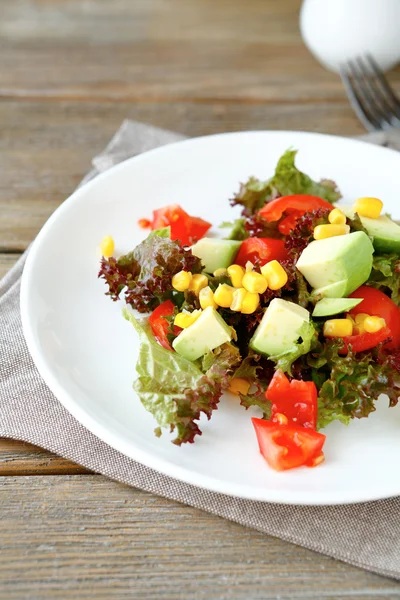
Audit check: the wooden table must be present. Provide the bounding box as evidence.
[1,1,400,597]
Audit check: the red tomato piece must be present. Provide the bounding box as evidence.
[235,237,289,267]
[149,300,181,351]
[258,195,333,234]
[150,204,211,246]
[266,370,317,429]
[340,326,392,354]
[252,418,326,471]
[348,285,400,350]
[187,216,212,243]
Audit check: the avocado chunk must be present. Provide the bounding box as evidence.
[312,297,363,317]
[191,238,242,274]
[296,231,373,298]
[249,298,310,356]
[338,204,400,253]
[172,306,233,361]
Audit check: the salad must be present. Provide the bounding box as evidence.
[98,149,400,472]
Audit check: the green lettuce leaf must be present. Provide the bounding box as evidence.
[99,228,202,313]
[219,219,249,241]
[231,149,341,215]
[367,253,400,305]
[123,309,241,445]
[269,321,317,375]
[308,339,400,429]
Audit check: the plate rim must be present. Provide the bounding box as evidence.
[20,129,400,505]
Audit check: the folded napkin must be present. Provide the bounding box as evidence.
[2,121,400,580]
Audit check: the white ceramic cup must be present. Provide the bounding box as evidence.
[300,0,400,73]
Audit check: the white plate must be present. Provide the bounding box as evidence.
[21,130,400,505]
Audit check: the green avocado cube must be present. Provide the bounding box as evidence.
[249,298,310,356]
[191,238,242,274]
[338,204,400,254]
[296,231,373,298]
[312,297,363,317]
[172,306,233,361]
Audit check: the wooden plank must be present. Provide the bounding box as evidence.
[0,439,90,476]
[0,475,397,599]
[0,99,365,250]
[1,0,398,103]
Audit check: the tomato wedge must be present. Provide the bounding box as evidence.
[149,300,181,350]
[266,369,317,429]
[252,418,326,471]
[348,286,400,350]
[258,195,333,234]
[339,327,392,354]
[151,204,211,246]
[235,237,288,267]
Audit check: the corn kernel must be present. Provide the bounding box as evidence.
[213,268,227,278]
[174,310,202,329]
[355,313,369,325]
[313,224,350,240]
[245,261,254,272]
[230,287,247,312]
[328,208,347,225]
[242,271,268,294]
[188,273,208,295]
[227,264,245,288]
[260,260,288,291]
[364,316,386,333]
[323,318,353,338]
[241,291,260,314]
[100,235,115,258]
[199,286,218,310]
[228,378,251,395]
[214,283,235,308]
[354,197,383,219]
[172,270,192,292]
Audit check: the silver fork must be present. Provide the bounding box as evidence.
[340,54,400,131]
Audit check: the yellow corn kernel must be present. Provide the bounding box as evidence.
[354,313,369,325]
[241,291,260,314]
[313,224,350,240]
[242,271,268,294]
[260,260,288,291]
[174,310,201,329]
[328,208,347,225]
[227,264,246,288]
[100,235,115,258]
[188,273,208,295]
[228,378,251,395]
[245,261,254,272]
[354,197,383,219]
[364,316,386,333]
[214,283,235,308]
[213,268,227,278]
[172,270,192,292]
[199,286,218,310]
[230,287,247,312]
[323,318,353,338]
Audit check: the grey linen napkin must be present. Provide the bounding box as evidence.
[2,121,400,580]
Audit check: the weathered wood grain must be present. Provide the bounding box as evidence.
[0,0,350,103]
[0,475,397,600]
[0,439,90,476]
[0,99,365,250]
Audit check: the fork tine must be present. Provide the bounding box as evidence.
[340,60,380,131]
[366,54,400,119]
[354,56,399,129]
